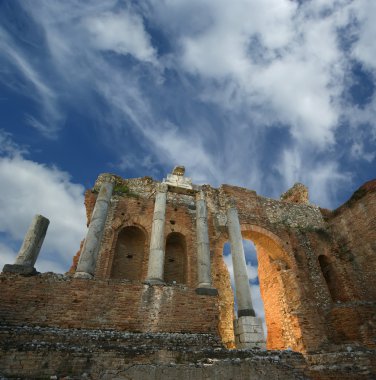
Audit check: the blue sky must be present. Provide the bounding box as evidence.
[0,0,375,314]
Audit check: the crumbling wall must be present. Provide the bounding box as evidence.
[0,273,219,334]
[322,179,376,347]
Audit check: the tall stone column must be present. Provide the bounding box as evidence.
[226,202,255,317]
[226,200,265,348]
[145,183,168,284]
[2,214,49,275]
[75,181,114,279]
[195,191,218,296]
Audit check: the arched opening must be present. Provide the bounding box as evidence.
[216,226,304,350]
[111,226,145,280]
[318,255,342,302]
[164,232,187,284]
[223,239,266,325]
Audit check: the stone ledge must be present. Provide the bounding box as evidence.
[2,264,38,276]
[195,287,219,296]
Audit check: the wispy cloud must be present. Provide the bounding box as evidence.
[0,130,86,272]
[0,26,63,138]
[1,0,374,213]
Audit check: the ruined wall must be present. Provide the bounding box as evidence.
[322,180,376,348]
[0,273,219,334]
[2,171,376,375]
[66,174,376,353]
[1,324,375,379]
[208,184,331,352]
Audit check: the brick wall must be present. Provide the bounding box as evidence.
[0,273,219,334]
[60,176,376,352]
[111,226,146,280]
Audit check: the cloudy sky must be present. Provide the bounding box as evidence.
[0,0,375,320]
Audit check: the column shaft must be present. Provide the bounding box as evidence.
[15,214,50,267]
[226,206,255,317]
[146,183,168,284]
[196,192,211,288]
[75,182,114,278]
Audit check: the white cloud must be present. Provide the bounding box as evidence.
[275,146,350,207]
[2,0,373,212]
[84,10,157,63]
[351,0,376,72]
[0,132,86,272]
[0,26,62,138]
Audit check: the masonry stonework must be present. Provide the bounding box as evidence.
[1,168,375,379]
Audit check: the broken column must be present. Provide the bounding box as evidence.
[145,183,168,284]
[75,181,114,279]
[195,191,218,296]
[2,214,49,275]
[226,199,265,349]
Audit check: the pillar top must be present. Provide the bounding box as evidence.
[196,190,206,201]
[163,166,193,190]
[226,197,237,209]
[156,182,168,193]
[172,165,185,176]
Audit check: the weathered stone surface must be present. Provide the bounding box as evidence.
[226,204,255,318]
[280,183,309,204]
[15,214,49,267]
[146,183,168,283]
[2,264,37,276]
[0,171,375,378]
[75,181,114,277]
[234,316,266,349]
[196,192,213,289]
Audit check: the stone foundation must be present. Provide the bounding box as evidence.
[234,316,266,349]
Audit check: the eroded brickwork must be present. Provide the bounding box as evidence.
[1,172,375,379]
[0,273,218,333]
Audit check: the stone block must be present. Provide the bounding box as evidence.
[239,332,265,343]
[2,264,37,276]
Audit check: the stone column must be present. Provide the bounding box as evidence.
[75,181,114,279]
[145,183,168,284]
[226,200,265,349]
[226,202,255,317]
[195,191,218,296]
[2,214,49,275]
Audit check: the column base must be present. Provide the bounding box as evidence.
[234,316,266,349]
[238,308,255,317]
[2,264,38,276]
[74,271,93,279]
[144,278,165,285]
[195,287,218,296]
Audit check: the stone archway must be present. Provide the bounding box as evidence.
[214,224,309,351]
[240,225,296,350]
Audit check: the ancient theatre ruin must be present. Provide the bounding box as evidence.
[1,166,375,379]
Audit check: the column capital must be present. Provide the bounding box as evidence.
[226,197,237,209]
[157,182,168,193]
[196,190,206,202]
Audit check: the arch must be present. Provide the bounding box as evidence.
[318,255,342,302]
[111,226,146,280]
[241,224,292,267]
[164,232,187,284]
[217,224,306,350]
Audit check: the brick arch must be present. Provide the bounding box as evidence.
[164,232,187,284]
[240,224,293,269]
[165,224,193,286]
[215,224,309,351]
[318,254,345,302]
[110,225,147,281]
[241,224,318,351]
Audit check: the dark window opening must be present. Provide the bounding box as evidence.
[111,226,145,280]
[164,232,187,284]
